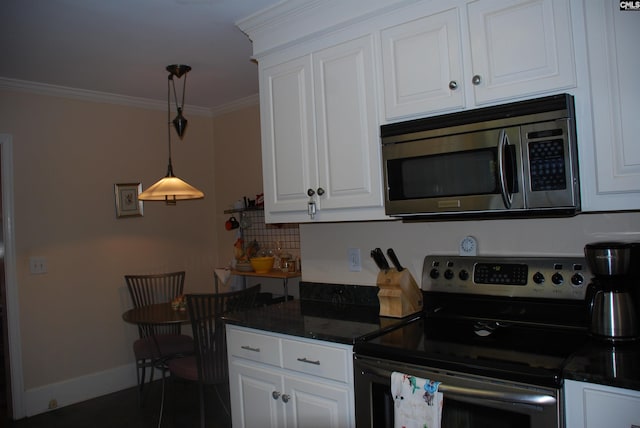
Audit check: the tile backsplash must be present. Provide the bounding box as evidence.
[240,209,300,256]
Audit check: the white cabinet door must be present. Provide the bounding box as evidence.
[380,7,464,119]
[380,0,576,121]
[312,35,383,214]
[580,1,640,211]
[467,0,576,105]
[260,55,317,216]
[259,35,386,223]
[284,375,352,428]
[229,359,285,428]
[564,380,640,428]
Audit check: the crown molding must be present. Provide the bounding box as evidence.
[210,93,259,117]
[0,77,216,117]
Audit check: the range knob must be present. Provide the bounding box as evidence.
[532,272,545,284]
[571,273,584,287]
[444,269,454,280]
[429,268,440,279]
[458,269,470,281]
[552,272,564,285]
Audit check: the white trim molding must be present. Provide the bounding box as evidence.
[1,134,25,419]
[23,363,138,417]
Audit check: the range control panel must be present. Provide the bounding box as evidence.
[422,255,591,300]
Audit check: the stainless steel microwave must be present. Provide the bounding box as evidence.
[381,94,580,219]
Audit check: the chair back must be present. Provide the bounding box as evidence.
[186,284,261,385]
[125,271,186,337]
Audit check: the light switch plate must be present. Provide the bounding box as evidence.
[29,256,48,274]
[348,248,362,272]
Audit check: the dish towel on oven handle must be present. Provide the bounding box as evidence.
[392,371,443,428]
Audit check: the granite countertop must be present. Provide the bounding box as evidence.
[563,339,640,391]
[224,282,640,392]
[223,298,407,345]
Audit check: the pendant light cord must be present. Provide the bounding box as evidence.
[166,74,174,177]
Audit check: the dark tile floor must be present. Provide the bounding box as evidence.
[4,379,231,428]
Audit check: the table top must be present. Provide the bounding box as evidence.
[122,302,189,325]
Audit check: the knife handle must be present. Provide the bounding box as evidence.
[387,248,404,271]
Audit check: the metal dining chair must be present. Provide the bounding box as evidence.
[125,271,194,405]
[168,284,261,428]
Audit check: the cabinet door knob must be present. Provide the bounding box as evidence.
[472,75,482,85]
[307,188,315,197]
[272,391,281,400]
[281,394,291,403]
[317,187,325,196]
[448,80,458,90]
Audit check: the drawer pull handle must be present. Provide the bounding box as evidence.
[241,345,260,352]
[297,357,320,365]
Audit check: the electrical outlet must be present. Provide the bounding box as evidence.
[348,248,361,272]
[29,257,48,274]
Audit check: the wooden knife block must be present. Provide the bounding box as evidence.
[377,269,423,318]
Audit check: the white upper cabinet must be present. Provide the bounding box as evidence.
[380,8,464,118]
[260,56,317,216]
[467,0,576,105]
[380,0,577,121]
[259,35,387,223]
[579,1,640,211]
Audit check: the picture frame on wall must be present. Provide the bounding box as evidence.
[114,183,143,218]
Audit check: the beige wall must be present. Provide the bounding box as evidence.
[212,104,263,269]
[0,89,224,391]
[299,213,640,286]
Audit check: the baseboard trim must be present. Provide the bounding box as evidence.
[23,363,139,417]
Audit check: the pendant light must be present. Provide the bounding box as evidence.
[138,64,204,205]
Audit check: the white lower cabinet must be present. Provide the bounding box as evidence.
[226,325,355,428]
[564,380,640,428]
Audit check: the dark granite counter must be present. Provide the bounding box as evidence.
[563,339,640,391]
[222,282,412,344]
[224,282,640,392]
[223,298,411,344]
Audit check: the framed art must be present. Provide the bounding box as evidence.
[114,183,143,218]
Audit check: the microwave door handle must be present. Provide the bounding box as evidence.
[497,129,513,209]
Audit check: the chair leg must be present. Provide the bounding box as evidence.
[213,384,231,418]
[137,361,146,407]
[199,383,206,428]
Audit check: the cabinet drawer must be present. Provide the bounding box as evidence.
[282,338,350,383]
[227,327,282,367]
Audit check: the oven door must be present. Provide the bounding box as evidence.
[382,127,525,217]
[354,355,564,428]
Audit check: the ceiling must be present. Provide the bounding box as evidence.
[0,0,283,110]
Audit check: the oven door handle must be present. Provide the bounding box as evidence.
[356,360,557,407]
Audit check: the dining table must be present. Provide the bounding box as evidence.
[122,302,189,326]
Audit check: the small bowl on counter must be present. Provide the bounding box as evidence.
[250,256,275,274]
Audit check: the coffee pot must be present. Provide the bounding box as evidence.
[585,242,639,342]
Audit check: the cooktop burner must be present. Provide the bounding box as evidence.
[355,316,589,387]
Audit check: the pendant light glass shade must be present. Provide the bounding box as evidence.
[138,64,204,204]
[138,166,204,204]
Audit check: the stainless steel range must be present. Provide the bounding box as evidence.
[354,255,591,428]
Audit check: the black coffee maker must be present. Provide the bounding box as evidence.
[585,242,639,342]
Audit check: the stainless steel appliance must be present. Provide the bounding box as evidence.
[585,242,639,342]
[354,255,591,428]
[381,94,580,218]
